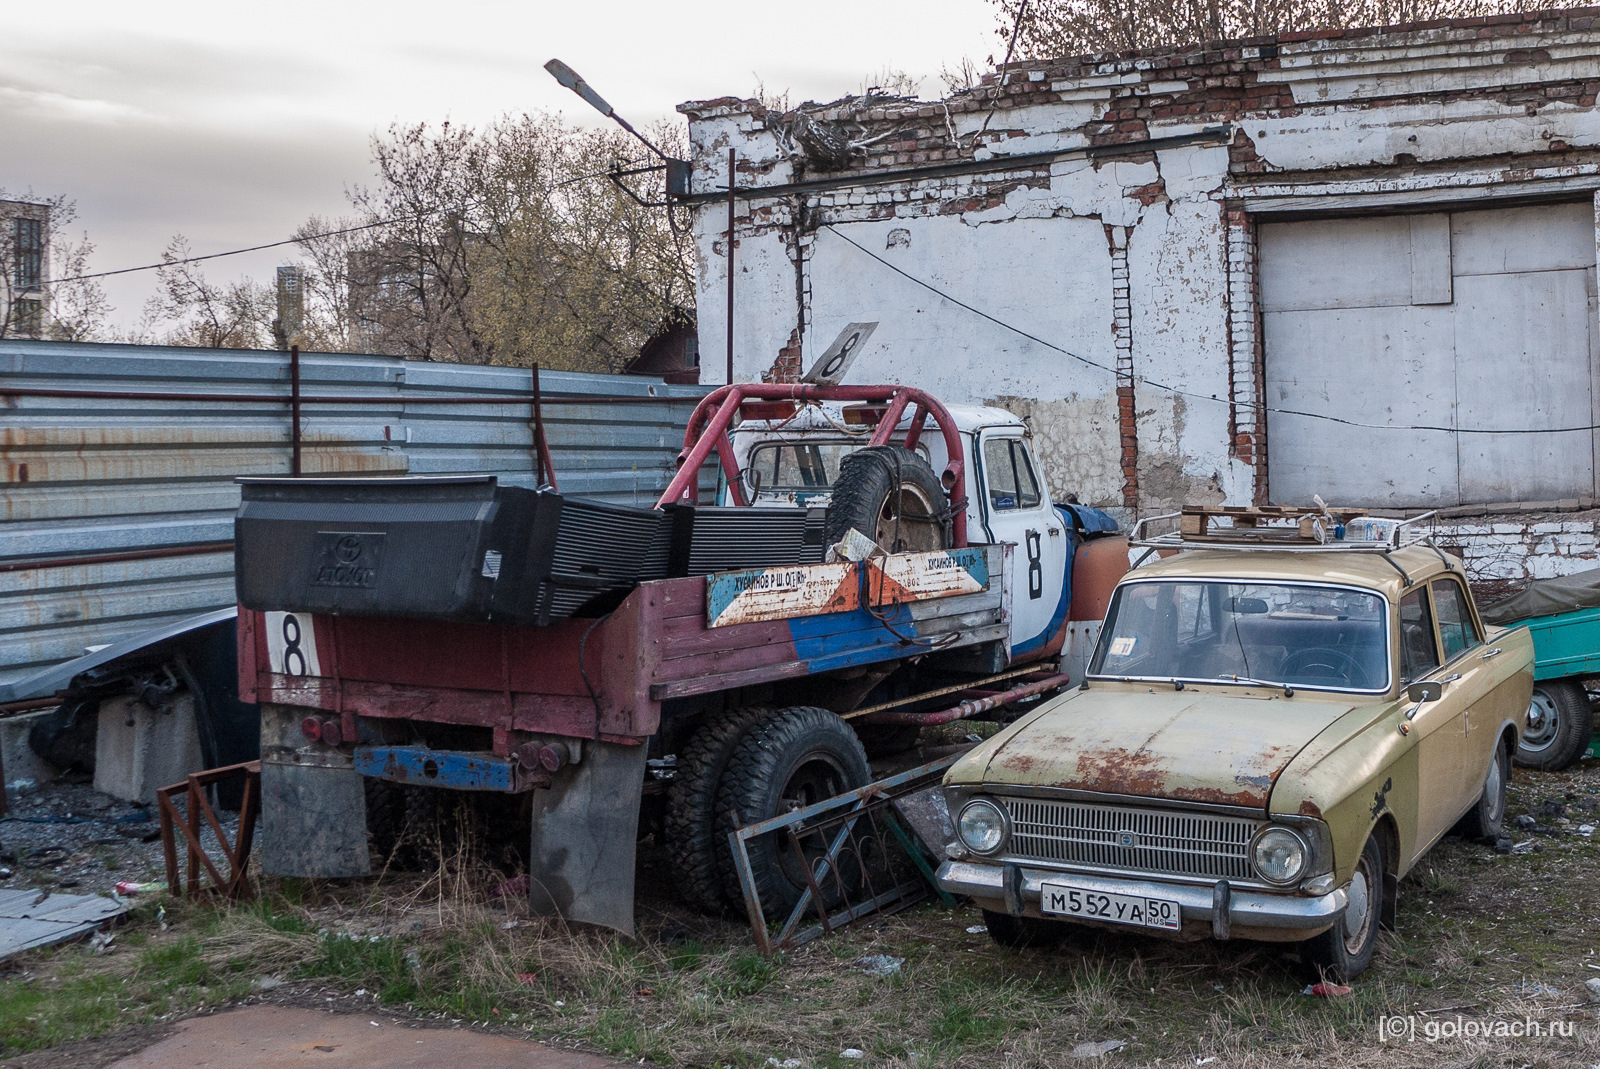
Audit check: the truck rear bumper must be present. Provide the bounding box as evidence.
[938,860,1347,941]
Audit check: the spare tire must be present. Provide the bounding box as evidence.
[824,445,950,554]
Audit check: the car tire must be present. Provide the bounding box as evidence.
[1300,833,1384,983]
[716,706,873,914]
[824,445,950,554]
[664,706,766,914]
[1515,681,1593,771]
[981,909,1069,949]
[1455,739,1510,843]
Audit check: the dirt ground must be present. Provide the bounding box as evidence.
[3,754,1600,1069]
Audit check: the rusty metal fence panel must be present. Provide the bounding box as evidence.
[0,339,710,689]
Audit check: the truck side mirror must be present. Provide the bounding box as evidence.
[1406,681,1442,703]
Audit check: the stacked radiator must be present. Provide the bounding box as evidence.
[235,476,830,626]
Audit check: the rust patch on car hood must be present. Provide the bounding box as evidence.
[977,688,1357,810]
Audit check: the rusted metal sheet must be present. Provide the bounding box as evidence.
[705,546,991,627]
[0,340,710,691]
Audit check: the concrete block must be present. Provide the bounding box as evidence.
[93,693,206,805]
[1,708,63,802]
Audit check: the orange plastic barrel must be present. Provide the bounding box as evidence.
[1068,536,1131,621]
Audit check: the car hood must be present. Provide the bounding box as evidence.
[957,687,1361,810]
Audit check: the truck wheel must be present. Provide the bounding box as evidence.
[1455,739,1510,843]
[1300,833,1384,983]
[825,446,949,554]
[665,706,766,914]
[717,706,873,914]
[1516,681,1593,771]
[364,779,408,867]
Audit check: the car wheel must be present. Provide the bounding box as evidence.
[1300,834,1384,983]
[1455,739,1510,843]
[981,909,1069,949]
[1515,681,1593,771]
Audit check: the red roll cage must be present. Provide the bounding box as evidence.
[654,383,970,547]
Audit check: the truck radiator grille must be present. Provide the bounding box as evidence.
[999,798,1260,881]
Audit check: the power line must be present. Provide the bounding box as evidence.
[822,223,1600,437]
[49,162,644,287]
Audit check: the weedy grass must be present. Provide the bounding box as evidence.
[4,762,1600,1067]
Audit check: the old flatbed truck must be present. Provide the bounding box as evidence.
[235,383,1125,932]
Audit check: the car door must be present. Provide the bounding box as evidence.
[1398,585,1473,855]
[1432,576,1521,802]
[977,432,1066,656]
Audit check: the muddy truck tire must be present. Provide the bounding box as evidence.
[716,706,873,914]
[665,706,767,913]
[1516,680,1593,771]
[824,445,949,555]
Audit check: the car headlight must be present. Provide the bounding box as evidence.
[1253,827,1308,885]
[957,799,1008,855]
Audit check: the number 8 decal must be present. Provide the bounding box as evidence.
[1026,530,1043,600]
[281,613,308,676]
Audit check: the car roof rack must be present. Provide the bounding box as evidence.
[1130,505,1438,554]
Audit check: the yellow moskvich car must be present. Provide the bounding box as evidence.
[938,538,1533,980]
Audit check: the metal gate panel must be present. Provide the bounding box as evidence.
[1261,202,1598,507]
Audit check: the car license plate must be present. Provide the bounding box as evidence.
[1039,882,1182,930]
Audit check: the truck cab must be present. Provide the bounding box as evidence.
[727,401,1119,667]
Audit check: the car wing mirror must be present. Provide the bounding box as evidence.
[1406,681,1442,703]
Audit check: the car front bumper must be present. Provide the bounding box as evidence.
[938,860,1348,941]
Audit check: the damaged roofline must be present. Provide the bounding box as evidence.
[673,126,1232,206]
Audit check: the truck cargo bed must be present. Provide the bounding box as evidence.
[239,544,1010,744]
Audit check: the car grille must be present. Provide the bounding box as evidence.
[998,797,1260,882]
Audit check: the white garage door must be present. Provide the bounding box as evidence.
[1261,202,1599,507]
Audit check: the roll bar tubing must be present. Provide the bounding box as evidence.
[655,383,969,548]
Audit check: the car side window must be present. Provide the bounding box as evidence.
[1432,578,1481,662]
[983,438,1042,511]
[1399,588,1440,683]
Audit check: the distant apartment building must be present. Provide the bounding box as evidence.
[1,199,49,338]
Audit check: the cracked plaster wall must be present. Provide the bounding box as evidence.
[681,13,1600,530]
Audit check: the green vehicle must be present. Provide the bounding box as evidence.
[1482,571,1600,770]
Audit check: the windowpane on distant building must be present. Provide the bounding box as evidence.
[13,298,42,336]
[14,217,42,290]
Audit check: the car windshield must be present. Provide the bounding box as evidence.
[1089,580,1390,693]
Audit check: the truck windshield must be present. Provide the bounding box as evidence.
[747,440,929,492]
[1089,580,1390,693]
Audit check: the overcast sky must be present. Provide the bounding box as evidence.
[2,0,999,331]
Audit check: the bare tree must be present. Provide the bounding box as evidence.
[992,0,1518,58]
[150,236,274,349]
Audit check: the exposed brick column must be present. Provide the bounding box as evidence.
[1224,208,1268,504]
[1106,224,1138,509]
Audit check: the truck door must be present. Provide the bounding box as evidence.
[977,432,1067,657]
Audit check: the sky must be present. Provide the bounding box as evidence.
[2,0,1000,332]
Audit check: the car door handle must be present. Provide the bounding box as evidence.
[1441,673,1462,683]
[1481,648,1502,660]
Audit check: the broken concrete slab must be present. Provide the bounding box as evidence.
[0,887,127,962]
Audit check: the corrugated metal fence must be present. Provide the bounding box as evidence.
[0,340,710,689]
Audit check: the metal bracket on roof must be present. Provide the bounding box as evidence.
[1379,552,1411,586]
